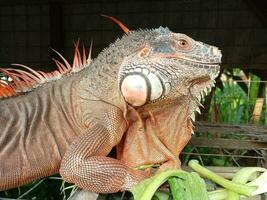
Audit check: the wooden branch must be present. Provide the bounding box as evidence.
[188,138,267,150]
[194,122,267,141]
[252,98,264,124]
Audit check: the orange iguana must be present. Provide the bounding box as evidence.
[0,18,221,193]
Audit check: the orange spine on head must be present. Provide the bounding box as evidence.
[101,14,130,34]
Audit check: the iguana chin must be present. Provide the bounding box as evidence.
[0,18,221,193]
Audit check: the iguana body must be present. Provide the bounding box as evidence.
[0,24,221,193]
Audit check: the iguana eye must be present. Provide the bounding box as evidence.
[177,39,188,48]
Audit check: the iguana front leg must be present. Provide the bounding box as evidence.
[59,106,149,193]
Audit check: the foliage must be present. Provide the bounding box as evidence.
[183,69,266,167]
[0,176,74,200]
[130,168,209,200]
[212,70,265,125]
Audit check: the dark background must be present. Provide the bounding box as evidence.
[0,1,267,199]
[0,0,267,76]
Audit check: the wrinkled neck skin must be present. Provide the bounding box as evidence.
[74,50,129,124]
[117,94,193,170]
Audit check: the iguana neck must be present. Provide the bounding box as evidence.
[119,96,193,168]
[74,31,158,112]
[75,48,127,114]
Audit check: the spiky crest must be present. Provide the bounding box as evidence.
[0,41,93,99]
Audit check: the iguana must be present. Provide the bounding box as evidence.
[0,18,221,193]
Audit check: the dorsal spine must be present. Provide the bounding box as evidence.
[0,41,92,99]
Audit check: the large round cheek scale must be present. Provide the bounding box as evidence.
[120,75,147,107]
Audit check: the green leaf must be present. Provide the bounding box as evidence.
[130,169,209,200]
[168,177,187,200]
[190,172,209,200]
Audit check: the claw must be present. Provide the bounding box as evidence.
[195,107,201,114]
[190,112,196,122]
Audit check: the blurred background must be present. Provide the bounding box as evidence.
[0,0,266,199]
[0,0,266,71]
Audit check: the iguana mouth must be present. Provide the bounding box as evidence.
[189,75,211,85]
[160,54,221,66]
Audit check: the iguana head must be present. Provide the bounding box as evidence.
[117,27,221,111]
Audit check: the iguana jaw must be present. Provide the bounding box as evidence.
[158,53,221,66]
[187,74,218,122]
[119,60,220,108]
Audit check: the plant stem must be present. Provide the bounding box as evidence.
[208,189,229,200]
[134,170,188,200]
[188,160,255,197]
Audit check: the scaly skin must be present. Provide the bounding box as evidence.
[0,27,221,193]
